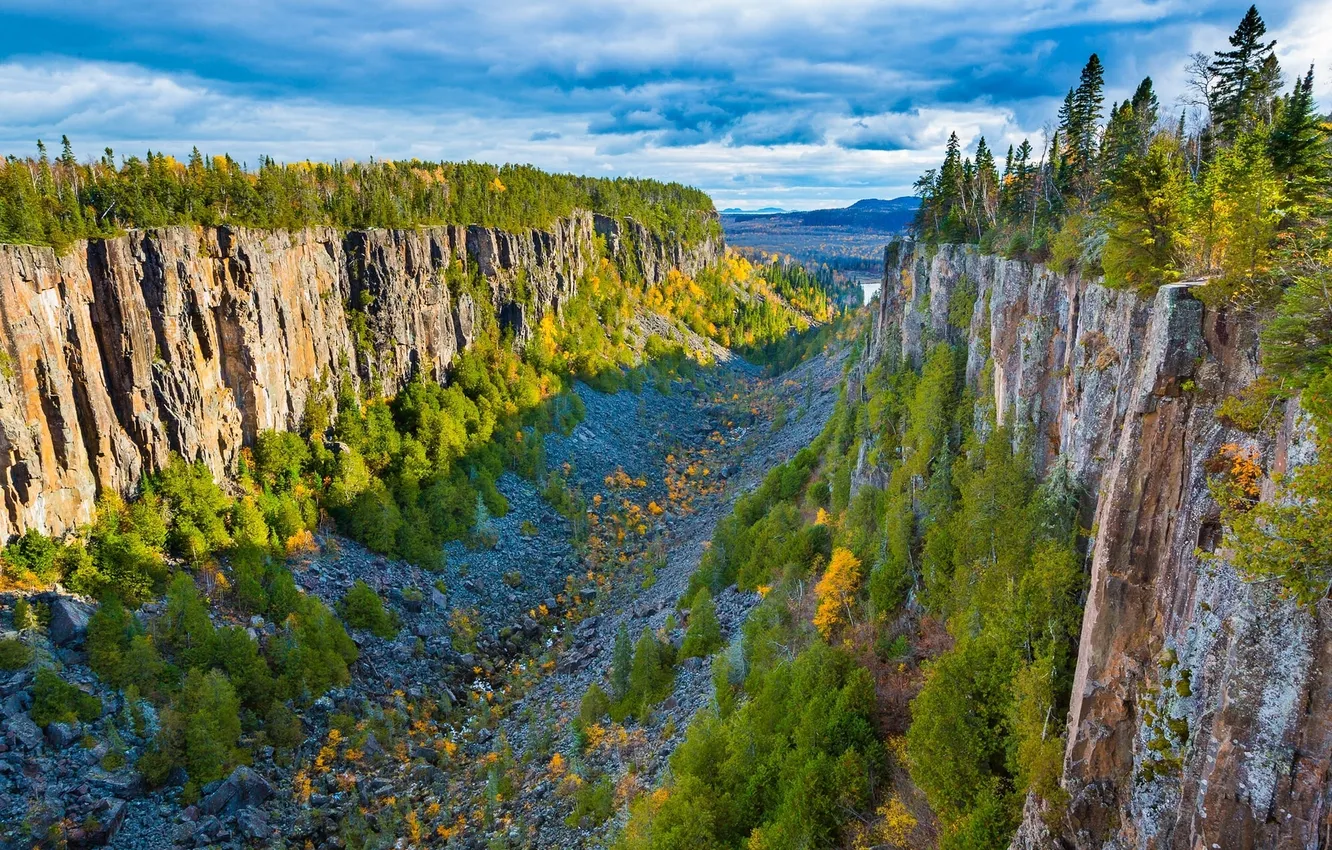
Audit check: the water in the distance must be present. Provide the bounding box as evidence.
[861,282,881,304]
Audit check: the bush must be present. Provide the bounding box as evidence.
[30,669,102,726]
[1,529,61,583]
[565,775,615,828]
[265,702,304,750]
[340,580,397,638]
[0,639,32,671]
[578,683,611,730]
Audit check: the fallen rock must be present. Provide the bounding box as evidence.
[200,766,274,816]
[45,720,81,750]
[68,797,126,847]
[8,712,43,750]
[236,806,270,840]
[49,597,94,647]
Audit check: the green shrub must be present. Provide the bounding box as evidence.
[265,702,304,750]
[30,669,102,726]
[578,683,611,730]
[0,639,32,670]
[340,580,397,638]
[565,775,615,828]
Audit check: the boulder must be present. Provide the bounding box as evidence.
[67,797,126,847]
[45,720,81,750]
[199,766,274,816]
[7,712,42,751]
[49,598,94,647]
[235,806,270,840]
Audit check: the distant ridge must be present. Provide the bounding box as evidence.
[723,196,919,231]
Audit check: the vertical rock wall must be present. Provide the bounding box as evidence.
[0,212,722,541]
[860,241,1331,849]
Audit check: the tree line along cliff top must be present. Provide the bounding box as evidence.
[0,147,722,251]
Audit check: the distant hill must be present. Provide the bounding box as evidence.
[724,196,919,231]
[721,206,788,214]
[720,196,919,269]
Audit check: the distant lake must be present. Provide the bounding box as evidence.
[861,282,881,305]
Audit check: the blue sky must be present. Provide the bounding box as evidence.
[1,1,1328,209]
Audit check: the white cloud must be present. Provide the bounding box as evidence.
[1,0,1327,209]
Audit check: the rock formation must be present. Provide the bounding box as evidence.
[0,212,721,541]
[859,241,1329,850]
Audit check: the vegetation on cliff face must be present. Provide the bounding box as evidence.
[0,144,720,249]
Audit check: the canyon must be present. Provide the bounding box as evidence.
[1,218,1327,849]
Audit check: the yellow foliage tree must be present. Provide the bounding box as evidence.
[813,548,862,639]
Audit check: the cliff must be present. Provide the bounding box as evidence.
[0,212,721,541]
[859,242,1330,849]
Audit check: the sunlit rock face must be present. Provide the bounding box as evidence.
[0,213,722,540]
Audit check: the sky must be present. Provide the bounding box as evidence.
[1,1,1329,210]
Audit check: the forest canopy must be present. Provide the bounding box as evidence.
[0,144,721,250]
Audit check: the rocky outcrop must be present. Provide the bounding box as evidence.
[862,241,1329,849]
[0,212,722,541]
[594,214,724,285]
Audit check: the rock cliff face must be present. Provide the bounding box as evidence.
[0,212,721,541]
[858,241,1330,850]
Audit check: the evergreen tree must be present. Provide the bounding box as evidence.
[1060,54,1106,200]
[1269,66,1327,202]
[610,623,633,702]
[680,588,723,659]
[1102,135,1188,290]
[1208,5,1279,142]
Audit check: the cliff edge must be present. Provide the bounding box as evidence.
[859,241,1328,850]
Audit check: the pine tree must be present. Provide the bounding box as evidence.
[610,623,632,701]
[680,588,722,659]
[1209,5,1279,142]
[1059,54,1106,201]
[1269,66,1327,202]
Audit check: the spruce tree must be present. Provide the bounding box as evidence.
[1269,66,1326,201]
[1059,54,1106,200]
[680,588,723,659]
[610,622,632,701]
[1208,5,1279,142]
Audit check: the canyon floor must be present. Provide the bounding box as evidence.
[0,342,849,850]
